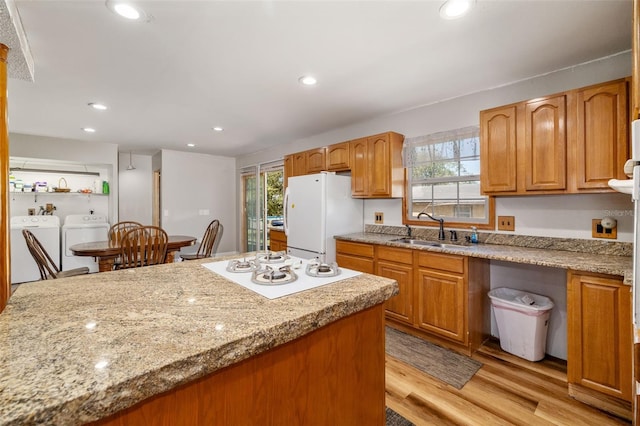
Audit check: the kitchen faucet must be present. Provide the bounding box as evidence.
[405,224,412,238]
[417,212,446,241]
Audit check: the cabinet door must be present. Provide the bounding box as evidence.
[367,134,392,197]
[575,80,629,190]
[567,272,632,401]
[377,260,413,325]
[292,152,307,177]
[350,138,368,197]
[306,148,326,173]
[327,142,350,171]
[283,155,293,187]
[416,268,466,344]
[524,95,567,191]
[480,105,517,193]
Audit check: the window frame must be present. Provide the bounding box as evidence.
[402,127,495,230]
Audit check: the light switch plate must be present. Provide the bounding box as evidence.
[374,212,384,224]
[497,216,515,231]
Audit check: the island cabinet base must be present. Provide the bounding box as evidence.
[91,304,386,426]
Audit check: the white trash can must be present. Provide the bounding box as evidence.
[488,287,554,362]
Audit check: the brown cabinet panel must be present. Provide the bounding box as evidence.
[269,229,287,252]
[305,148,326,173]
[326,142,350,171]
[377,260,413,325]
[575,80,629,190]
[480,106,517,193]
[567,272,632,402]
[416,268,467,344]
[524,95,567,191]
[416,251,465,274]
[292,152,307,177]
[336,240,374,274]
[368,134,392,197]
[350,138,368,197]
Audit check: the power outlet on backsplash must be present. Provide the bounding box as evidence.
[592,218,617,239]
[374,212,384,224]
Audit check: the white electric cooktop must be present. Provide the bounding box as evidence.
[202,256,362,299]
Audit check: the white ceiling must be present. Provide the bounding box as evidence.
[3,0,633,157]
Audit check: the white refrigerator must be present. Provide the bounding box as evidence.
[609,119,640,395]
[284,172,363,263]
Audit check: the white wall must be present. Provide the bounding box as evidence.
[160,149,237,255]
[118,152,153,224]
[9,133,119,223]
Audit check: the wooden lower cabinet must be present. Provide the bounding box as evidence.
[269,229,287,252]
[336,240,374,274]
[91,305,386,426]
[416,262,466,344]
[376,246,413,325]
[336,239,489,355]
[567,270,632,419]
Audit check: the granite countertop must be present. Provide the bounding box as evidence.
[336,232,633,285]
[0,256,397,425]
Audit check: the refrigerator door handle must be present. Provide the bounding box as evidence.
[283,186,290,236]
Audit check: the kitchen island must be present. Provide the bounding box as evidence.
[0,256,398,425]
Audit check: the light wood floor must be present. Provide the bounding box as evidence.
[385,340,631,426]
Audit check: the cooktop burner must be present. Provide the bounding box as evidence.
[226,258,261,273]
[251,265,298,285]
[255,250,289,264]
[306,262,341,277]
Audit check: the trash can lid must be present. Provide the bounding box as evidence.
[488,287,554,311]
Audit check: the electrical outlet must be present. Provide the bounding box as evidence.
[592,218,617,239]
[374,212,384,224]
[497,216,515,231]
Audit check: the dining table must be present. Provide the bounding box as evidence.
[70,235,197,272]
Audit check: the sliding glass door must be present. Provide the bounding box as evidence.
[241,162,284,253]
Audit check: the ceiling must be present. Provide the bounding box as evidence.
[2,0,633,157]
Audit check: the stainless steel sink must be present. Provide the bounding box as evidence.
[391,237,469,249]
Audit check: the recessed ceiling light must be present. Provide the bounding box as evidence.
[212,127,223,132]
[88,102,108,111]
[298,75,317,86]
[439,0,474,19]
[106,1,149,22]
[187,143,195,147]
[82,127,96,133]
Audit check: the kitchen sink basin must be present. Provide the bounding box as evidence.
[391,237,470,249]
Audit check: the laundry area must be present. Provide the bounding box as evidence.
[8,157,112,284]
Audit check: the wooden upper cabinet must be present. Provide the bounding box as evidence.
[480,78,629,196]
[523,94,567,191]
[350,132,404,198]
[305,148,326,173]
[350,137,369,197]
[326,142,350,171]
[283,154,293,187]
[480,105,517,193]
[292,152,307,177]
[573,80,629,191]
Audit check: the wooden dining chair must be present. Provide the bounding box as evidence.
[22,229,90,280]
[108,221,143,246]
[181,219,220,261]
[118,226,168,269]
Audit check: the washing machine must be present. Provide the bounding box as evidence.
[62,214,110,273]
[10,215,61,284]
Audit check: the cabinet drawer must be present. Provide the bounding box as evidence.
[336,254,374,274]
[417,251,465,274]
[377,246,412,264]
[336,240,374,258]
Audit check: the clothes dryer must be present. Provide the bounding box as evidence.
[10,215,61,284]
[62,214,110,273]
